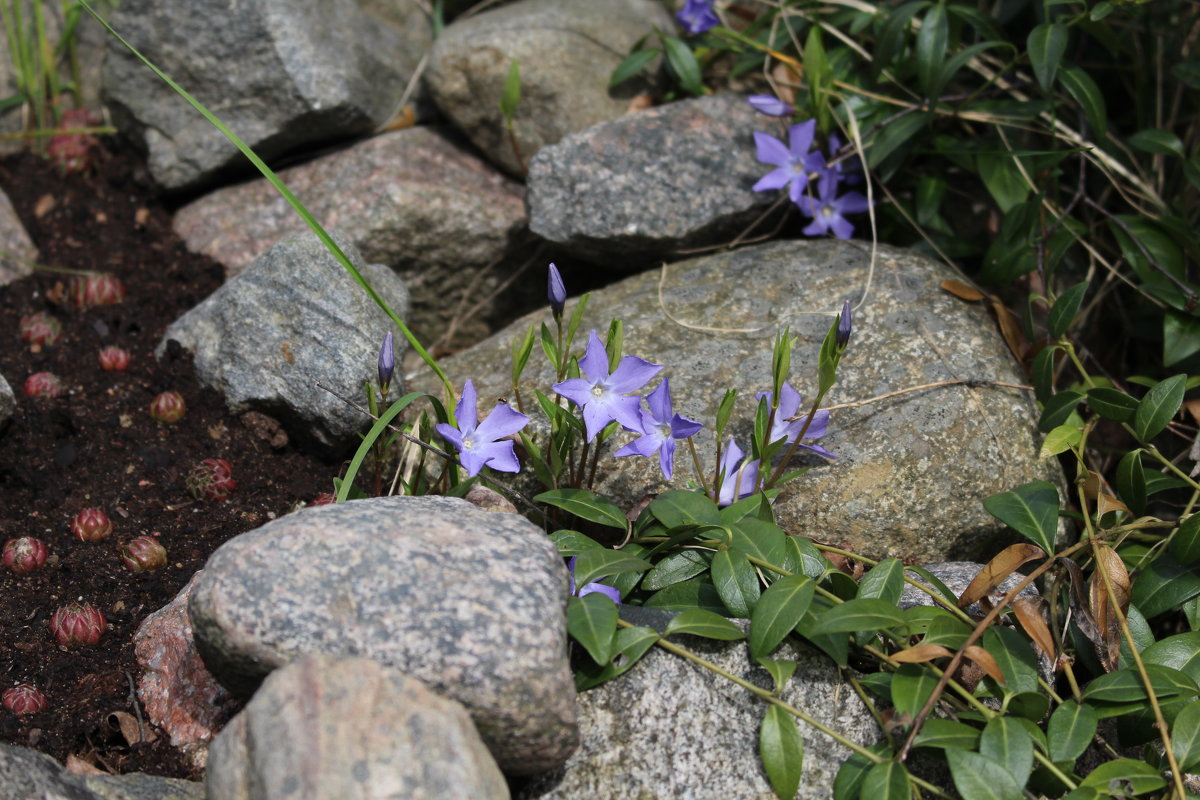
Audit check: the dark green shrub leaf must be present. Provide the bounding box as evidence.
[1171,514,1200,565]
[810,598,907,635]
[609,48,660,88]
[977,152,1029,213]
[983,481,1059,553]
[549,530,605,556]
[1131,553,1200,618]
[1031,346,1059,402]
[1047,280,1089,338]
[1058,65,1107,138]
[662,35,704,96]
[664,608,745,640]
[712,548,760,618]
[891,663,938,719]
[1115,449,1146,516]
[1133,374,1186,442]
[980,717,1034,787]
[1007,690,1050,721]
[983,626,1040,695]
[567,593,617,665]
[915,2,948,97]
[867,111,930,168]
[649,489,720,527]
[730,518,788,569]
[1078,759,1165,794]
[857,557,905,605]
[787,535,830,579]
[1086,387,1138,423]
[1143,632,1200,685]
[750,575,815,660]
[642,550,709,591]
[575,625,658,690]
[1027,22,1068,91]
[1040,389,1084,432]
[796,594,851,666]
[758,658,798,694]
[570,549,651,591]
[911,718,981,750]
[535,488,629,530]
[946,749,1024,800]
[1081,665,1198,714]
[759,705,803,800]
[1048,699,1098,762]
[1128,128,1185,158]
[861,760,909,800]
[1173,702,1200,772]
[1163,311,1200,367]
[645,577,726,614]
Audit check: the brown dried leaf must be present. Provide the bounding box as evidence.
[1096,492,1129,518]
[990,298,1030,363]
[34,193,56,219]
[1089,543,1131,671]
[892,643,955,663]
[1012,597,1056,662]
[958,543,1046,609]
[964,645,1006,685]
[65,754,107,775]
[940,279,986,302]
[1185,398,1200,426]
[107,710,156,745]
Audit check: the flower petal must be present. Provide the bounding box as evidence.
[787,120,817,160]
[802,217,828,237]
[615,432,664,459]
[434,422,464,451]
[473,402,530,444]
[788,174,808,206]
[579,582,622,603]
[748,94,793,117]
[753,167,794,193]
[478,440,521,474]
[552,377,595,408]
[669,413,702,439]
[578,330,610,381]
[754,131,790,166]
[645,379,672,423]
[609,356,662,394]
[831,215,855,240]
[778,382,802,419]
[457,379,479,434]
[658,437,677,481]
[834,191,871,215]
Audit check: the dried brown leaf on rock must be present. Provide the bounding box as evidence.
[892,643,955,663]
[940,279,985,302]
[958,543,1045,609]
[107,710,157,745]
[964,645,1006,685]
[1012,597,1056,663]
[66,753,107,775]
[1089,543,1130,671]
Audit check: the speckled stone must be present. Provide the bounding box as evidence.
[425,0,672,176]
[206,655,509,800]
[0,371,14,430]
[0,742,203,799]
[527,94,778,262]
[188,495,577,775]
[0,187,36,286]
[156,230,410,455]
[419,239,1065,563]
[898,561,1041,616]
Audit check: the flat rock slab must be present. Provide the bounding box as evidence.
[0,186,36,286]
[188,495,578,775]
[0,742,202,799]
[430,239,1064,563]
[206,655,509,800]
[527,94,777,262]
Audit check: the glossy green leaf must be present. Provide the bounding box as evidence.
[977,152,1029,213]
[891,663,939,719]
[947,749,1023,800]
[759,705,803,800]
[980,717,1033,787]
[1047,699,1098,762]
[982,481,1059,553]
[787,536,830,579]
[549,530,605,556]
[796,594,851,667]
[664,608,745,640]
[750,575,815,660]
[604,542,649,598]
[1082,664,1198,711]
[1007,690,1050,721]
[574,625,659,690]
[1078,759,1165,794]
[1143,632,1200,685]
[1115,449,1146,516]
[1058,65,1106,138]
[609,48,660,88]
[570,548,652,590]
[810,598,907,635]
[567,593,617,665]
[730,518,789,570]
[921,611,972,648]
[867,111,930,168]
[1131,553,1200,618]
[858,558,906,605]
[1040,389,1085,432]
[915,2,948,97]
[1047,281,1089,338]
[874,1,926,71]
[712,548,761,618]
[645,577,726,614]
[662,35,704,96]
[1133,374,1186,442]
[911,718,981,750]
[1173,701,1200,771]
[861,760,909,800]
[1040,424,1081,457]
[1163,311,1200,367]
[833,747,875,800]
[1128,128,1185,158]
[1186,596,1200,631]
[983,626,1040,695]
[1027,23,1067,92]
[642,549,709,591]
[758,658,798,694]
[535,488,628,530]
[498,59,521,119]
[1172,514,1200,565]
[1031,345,1059,402]
[649,489,720,528]
[1086,387,1138,424]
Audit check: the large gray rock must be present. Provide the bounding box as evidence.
[426,239,1064,563]
[103,0,429,191]
[156,230,409,454]
[899,561,1041,616]
[206,655,509,800]
[528,94,778,262]
[425,0,672,176]
[0,186,36,286]
[0,743,202,799]
[0,371,14,431]
[188,496,578,775]
[519,618,880,800]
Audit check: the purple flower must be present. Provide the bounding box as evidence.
[752,120,825,206]
[754,382,835,459]
[548,262,567,318]
[798,171,871,240]
[837,300,853,348]
[568,556,622,603]
[677,0,718,34]
[552,331,662,442]
[717,440,760,507]
[377,331,395,391]
[614,378,702,480]
[748,94,793,117]
[435,379,530,477]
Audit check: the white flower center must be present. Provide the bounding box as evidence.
[592,385,605,398]
[821,205,835,218]
[657,422,672,439]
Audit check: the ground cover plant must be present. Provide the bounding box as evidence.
[3,0,1200,797]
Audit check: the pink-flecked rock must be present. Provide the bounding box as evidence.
[464,484,519,515]
[134,571,239,769]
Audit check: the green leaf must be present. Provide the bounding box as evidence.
[874,1,927,72]
[1131,553,1200,618]
[916,2,948,97]
[862,760,909,799]
[567,593,617,665]
[857,558,905,605]
[921,611,972,648]
[1082,665,1198,713]
[982,481,1059,553]
[574,625,659,690]
[664,608,746,640]
[1128,128,1185,158]
[1115,449,1146,516]
[1078,759,1165,794]
[810,598,908,635]
[498,59,521,120]
[1173,701,1200,771]
[758,658,798,694]
[983,626,1039,695]
[1048,699,1098,762]
[570,548,652,590]
[609,48,660,88]
[649,489,720,528]
[797,594,851,667]
[1058,65,1107,139]
[1007,690,1050,721]
[787,536,831,580]
[712,548,761,618]
[946,749,1024,800]
[1040,424,1081,457]
[642,550,709,591]
[803,24,832,132]
[1086,387,1138,424]
[980,717,1034,788]
[1163,311,1200,367]
[511,324,535,385]
[662,35,704,96]
[645,577,727,614]
[549,530,605,556]
[866,111,931,168]
[729,518,788,570]
[1040,389,1084,432]
[1031,345,1059,402]
[977,152,1029,213]
[1047,281,1089,339]
[1027,23,1068,92]
[1133,374,1186,442]
[759,705,803,800]
[891,663,939,719]
[1172,515,1200,565]
[1143,632,1200,685]
[535,488,629,530]
[912,718,981,750]
[750,575,815,660]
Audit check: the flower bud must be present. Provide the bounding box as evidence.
[747,94,793,117]
[3,537,48,574]
[98,346,130,372]
[50,601,106,646]
[836,300,852,348]
[149,391,186,423]
[186,458,236,501]
[119,536,167,572]
[377,331,395,395]
[19,312,62,349]
[2,684,47,716]
[23,372,63,398]
[547,263,566,318]
[71,508,112,543]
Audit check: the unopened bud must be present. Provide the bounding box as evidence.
[547,263,567,318]
[836,300,852,348]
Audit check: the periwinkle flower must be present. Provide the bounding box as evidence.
[837,300,853,348]
[752,120,825,206]
[747,94,793,117]
[798,171,871,240]
[567,557,621,603]
[677,0,718,34]
[547,263,567,318]
[615,378,702,480]
[717,440,760,507]
[435,380,530,477]
[754,382,835,459]
[552,331,661,442]
[378,331,395,393]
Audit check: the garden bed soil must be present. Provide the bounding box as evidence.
[0,143,338,781]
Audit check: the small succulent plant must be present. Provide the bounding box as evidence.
[47,108,101,174]
[49,272,126,311]
[2,537,48,574]
[19,312,62,349]
[310,492,336,506]
[149,391,186,423]
[23,372,63,398]
[119,536,167,572]
[98,346,131,372]
[2,684,47,717]
[187,458,237,501]
[71,508,113,543]
[50,601,106,646]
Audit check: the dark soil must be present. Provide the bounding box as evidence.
[0,143,337,780]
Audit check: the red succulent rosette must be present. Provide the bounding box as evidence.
[19,311,62,349]
[119,535,167,572]
[98,346,131,372]
[22,372,63,398]
[2,684,47,717]
[148,391,187,423]
[49,602,106,646]
[186,458,236,501]
[71,508,113,543]
[2,537,48,574]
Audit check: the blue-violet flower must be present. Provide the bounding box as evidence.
[548,262,567,318]
[752,119,824,206]
[747,94,793,117]
[378,331,395,393]
[754,382,835,459]
[614,378,702,480]
[552,331,661,442]
[717,440,761,507]
[837,299,853,348]
[435,379,530,477]
[677,0,718,34]
[799,171,871,240]
[567,557,621,603]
